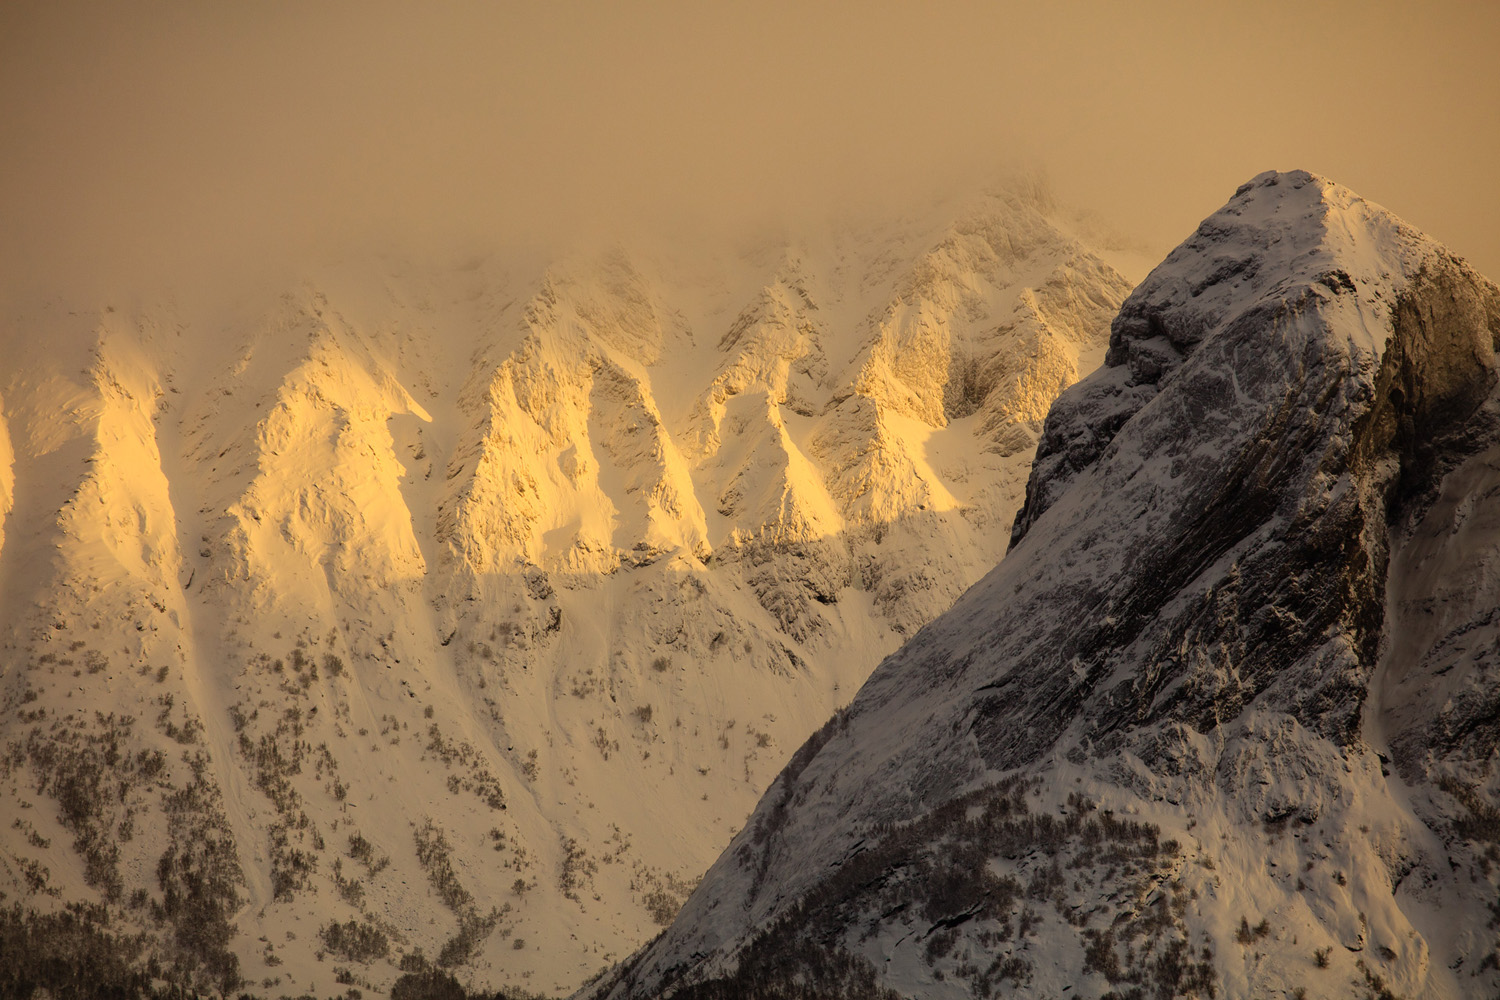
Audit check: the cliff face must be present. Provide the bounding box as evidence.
[0,184,1132,994]
[596,171,1500,1000]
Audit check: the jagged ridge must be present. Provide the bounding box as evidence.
[0,184,1134,996]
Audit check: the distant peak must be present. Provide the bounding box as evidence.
[1234,167,1322,194]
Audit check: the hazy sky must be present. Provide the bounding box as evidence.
[2,0,1497,298]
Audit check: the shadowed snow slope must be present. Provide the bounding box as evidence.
[591,171,1500,1000]
[0,183,1135,995]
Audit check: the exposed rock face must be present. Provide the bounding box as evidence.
[593,171,1500,1000]
[0,184,1132,994]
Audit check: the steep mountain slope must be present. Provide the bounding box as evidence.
[0,184,1137,995]
[593,171,1500,1000]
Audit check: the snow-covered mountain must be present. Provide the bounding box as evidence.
[590,171,1500,1000]
[0,183,1136,995]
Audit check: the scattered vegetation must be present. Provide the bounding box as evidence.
[1235,916,1271,944]
[5,708,245,997]
[628,860,696,930]
[265,647,325,697]
[388,951,560,1000]
[413,819,511,969]
[639,777,1216,1000]
[332,857,365,905]
[559,836,599,902]
[347,830,390,876]
[591,725,619,760]
[426,723,506,809]
[391,965,468,1000]
[153,750,245,992]
[569,667,606,699]
[239,699,323,901]
[415,820,473,913]
[643,888,680,926]
[154,693,201,745]
[437,907,506,968]
[18,713,141,902]
[0,902,154,1000]
[654,930,901,1000]
[319,918,390,963]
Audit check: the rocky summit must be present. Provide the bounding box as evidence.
[591,171,1500,1000]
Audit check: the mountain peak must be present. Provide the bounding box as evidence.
[597,174,1500,1000]
[1011,168,1450,548]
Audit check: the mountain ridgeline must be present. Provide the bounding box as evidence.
[0,183,1136,995]
[591,171,1500,1000]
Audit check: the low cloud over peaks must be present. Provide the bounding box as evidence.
[2,0,1497,300]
